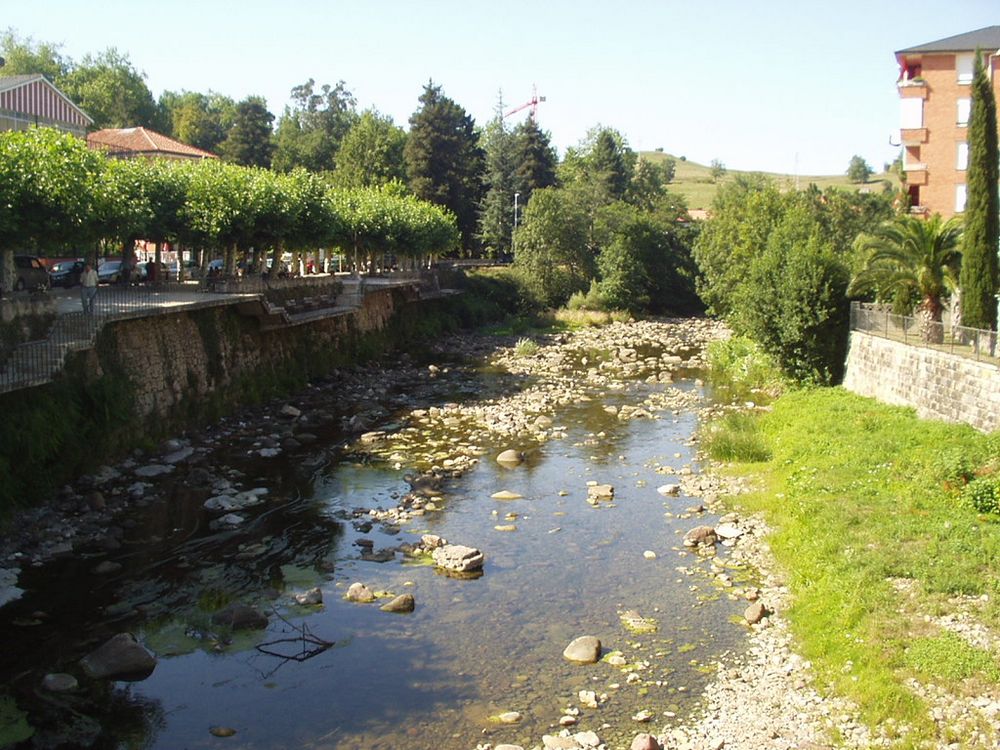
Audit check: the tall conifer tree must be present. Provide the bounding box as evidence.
[960,50,999,330]
[405,82,484,252]
[477,96,517,257]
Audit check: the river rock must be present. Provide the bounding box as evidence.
[587,484,614,500]
[379,594,415,613]
[92,560,122,575]
[543,735,580,750]
[744,601,768,624]
[345,582,376,602]
[211,604,268,630]
[715,522,744,540]
[420,534,445,549]
[405,474,443,496]
[135,463,173,478]
[496,449,524,467]
[294,587,323,605]
[280,404,301,418]
[209,512,246,530]
[657,483,681,496]
[574,730,601,747]
[162,447,193,464]
[42,673,78,692]
[431,544,484,572]
[683,525,718,547]
[563,635,601,663]
[497,711,522,724]
[85,491,107,511]
[491,490,523,500]
[631,733,662,750]
[79,633,157,680]
[495,745,525,750]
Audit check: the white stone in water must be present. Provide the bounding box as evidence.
[657,483,681,496]
[643,550,657,560]
[491,490,523,500]
[294,587,323,605]
[715,523,744,539]
[497,711,522,724]
[431,544,485,572]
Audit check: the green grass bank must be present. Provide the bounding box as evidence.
[709,387,1000,743]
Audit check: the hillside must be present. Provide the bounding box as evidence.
[640,151,900,211]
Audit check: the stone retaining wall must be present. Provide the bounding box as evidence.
[86,285,415,421]
[842,332,1000,433]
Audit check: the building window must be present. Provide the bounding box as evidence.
[956,184,967,213]
[958,98,971,126]
[957,142,969,170]
[900,97,923,129]
[957,53,974,84]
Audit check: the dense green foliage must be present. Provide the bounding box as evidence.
[705,335,786,396]
[405,82,485,251]
[332,109,408,189]
[0,127,457,287]
[694,176,896,382]
[218,96,275,168]
[850,214,962,332]
[510,117,558,205]
[959,50,1000,331]
[714,388,1000,739]
[477,103,518,257]
[272,79,358,173]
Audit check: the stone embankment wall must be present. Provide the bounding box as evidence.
[88,285,416,422]
[842,332,1000,433]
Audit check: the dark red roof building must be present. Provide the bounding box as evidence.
[87,127,218,160]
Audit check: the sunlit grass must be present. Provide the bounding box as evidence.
[715,388,1000,742]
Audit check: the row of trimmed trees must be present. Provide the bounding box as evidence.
[0,128,459,292]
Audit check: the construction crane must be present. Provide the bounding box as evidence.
[504,86,546,120]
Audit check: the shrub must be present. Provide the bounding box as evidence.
[703,411,771,462]
[961,476,1000,514]
[706,336,785,396]
[934,448,978,489]
[566,280,606,311]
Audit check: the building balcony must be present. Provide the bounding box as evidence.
[898,81,929,99]
[904,167,928,186]
[900,128,928,145]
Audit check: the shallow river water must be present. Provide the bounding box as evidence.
[1,324,753,750]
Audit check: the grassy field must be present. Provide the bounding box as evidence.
[640,151,901,210]
[708,388,1000,745]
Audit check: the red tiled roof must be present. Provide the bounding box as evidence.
[86,127,218,159]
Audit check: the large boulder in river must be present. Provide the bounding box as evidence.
[496,449,524,467]
[563,635,602,664]
[432,544,484,573]
[683,525,718,547]
[379,594,415,613]
[630,733,663,750]
[211,604,268,631]
[79,633,156,680]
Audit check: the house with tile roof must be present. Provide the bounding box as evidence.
[87,126,218,160]
[895,26,1000,218]
[0,73,93,137]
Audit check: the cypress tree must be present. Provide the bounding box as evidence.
[960,50,1000,330]
[477,103,517,258]
[511,118,558,204]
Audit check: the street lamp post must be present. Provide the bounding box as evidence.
[512,192,521,259]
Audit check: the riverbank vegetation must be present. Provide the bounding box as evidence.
[711,388,1000,742]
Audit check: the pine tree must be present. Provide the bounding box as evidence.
[511,118,557,205]
[589,129,630,200]
[404,81,484,253]
[960,50,1000,331]
[219,96,275,168]
[477,97,518,257]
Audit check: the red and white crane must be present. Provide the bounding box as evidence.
[504,85,546,121]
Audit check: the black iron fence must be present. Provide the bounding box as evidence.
[851,301,999,366]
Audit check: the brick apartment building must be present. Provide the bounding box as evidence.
[896,26,1000,218]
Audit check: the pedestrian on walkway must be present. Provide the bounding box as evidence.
[80,262,98,314]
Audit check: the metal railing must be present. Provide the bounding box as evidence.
[851,301,999,366]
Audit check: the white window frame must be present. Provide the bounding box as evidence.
[956,184,967,213]
[900,97,923,129]
[957,142,969,170]
[957,52,975,84]
[958,98,971,126]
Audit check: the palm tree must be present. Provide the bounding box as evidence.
[849,213,963,343]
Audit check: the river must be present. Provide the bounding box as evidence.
[0,318,756,750]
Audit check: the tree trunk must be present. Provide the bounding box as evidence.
[0,249,14,294]
[918,296,944,344]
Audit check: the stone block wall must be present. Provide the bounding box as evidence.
[843,332,1000,432]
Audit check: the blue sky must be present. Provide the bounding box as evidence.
[5,1,998,174]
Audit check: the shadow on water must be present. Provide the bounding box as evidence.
[0,327,750,749]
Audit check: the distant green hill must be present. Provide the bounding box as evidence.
[639,152,900,211]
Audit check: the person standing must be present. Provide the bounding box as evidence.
[80,262,98,314]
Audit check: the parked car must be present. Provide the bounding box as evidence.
[97,260,123,284]
[13,255,50,291]
[48,259,86,288]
